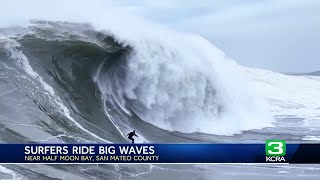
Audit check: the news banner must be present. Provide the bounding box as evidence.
[0,140,319,164]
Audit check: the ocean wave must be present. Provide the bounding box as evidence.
[0,24,273,137]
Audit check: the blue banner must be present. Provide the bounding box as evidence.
[0,143,318,164]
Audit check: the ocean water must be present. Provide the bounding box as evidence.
[0,22,319,179]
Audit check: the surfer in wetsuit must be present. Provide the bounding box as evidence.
[127,130,138,143]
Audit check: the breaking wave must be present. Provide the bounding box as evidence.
[0,23,273,139]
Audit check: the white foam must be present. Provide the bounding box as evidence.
[303,136,320,141]
[93,26,274,135]
[278,171,289,174]
[246,68,320,127]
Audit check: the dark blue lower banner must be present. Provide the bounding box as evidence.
[0,142,319,164]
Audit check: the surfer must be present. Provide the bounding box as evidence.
[127,130,138,144]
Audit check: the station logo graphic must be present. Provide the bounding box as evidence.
[265,140,286,162]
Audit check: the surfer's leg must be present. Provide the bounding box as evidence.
[129,137,134,143]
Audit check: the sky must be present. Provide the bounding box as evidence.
[2,0,320,73]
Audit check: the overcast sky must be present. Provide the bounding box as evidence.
[109,0,320,73]
[2,0,320,73]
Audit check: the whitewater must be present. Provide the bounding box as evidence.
[0,1,320,179]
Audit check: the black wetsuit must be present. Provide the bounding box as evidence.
[127,132,138,143]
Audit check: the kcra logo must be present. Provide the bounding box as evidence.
[265,156,286,162]
[265,140,286,162]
